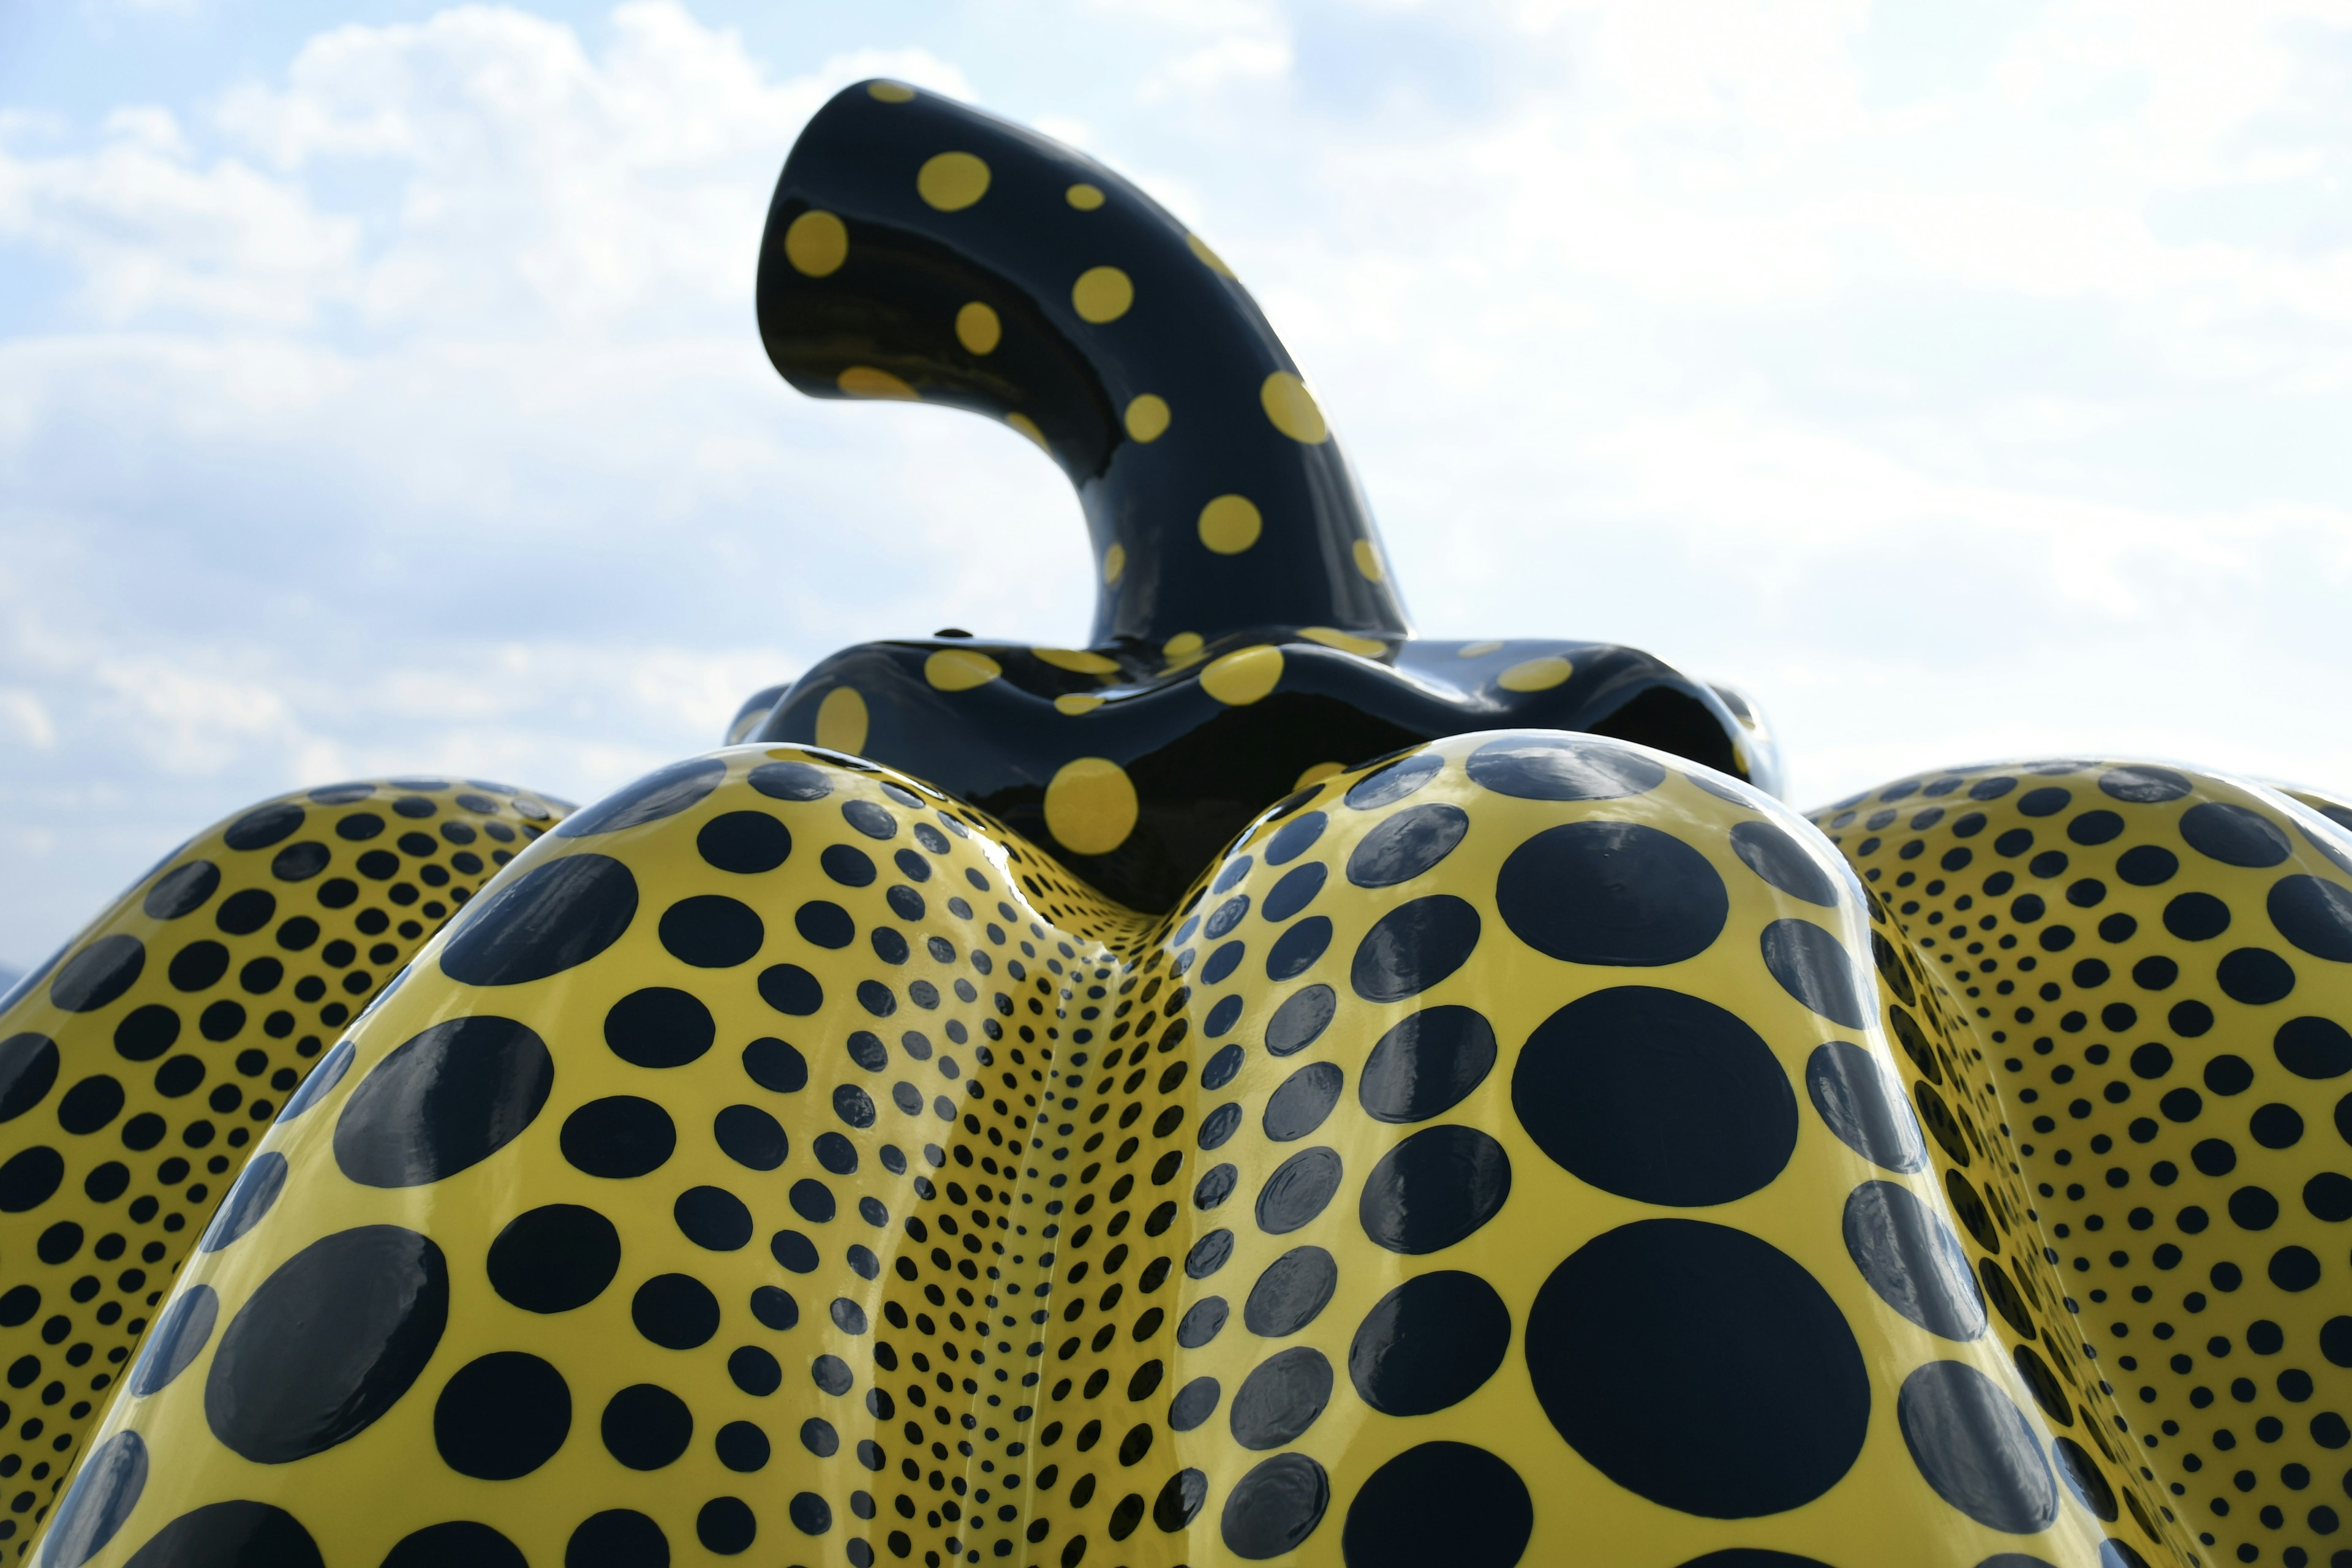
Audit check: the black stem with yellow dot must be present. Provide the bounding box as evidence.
[756,80,1409,649]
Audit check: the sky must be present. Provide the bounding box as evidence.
[1,0,2349,971]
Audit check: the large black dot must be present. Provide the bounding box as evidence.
[333,1016,554,1188]
[43,1428,146,1568]
[1350,895,1481,1003]
[1728,821,1839,906]
[1265,985,1335,1055]
[1264,1063,1343,1141]
[1254,1147,1343,1235]
[715,1104,788,1169]
[756,965,823,1017]
[698,811,791,875]
[1339,1441,1530,1568]
[204,1224,451,1463]
[1265,916,1332,981]
[2269,875,2352,962]
[380,1524,525,1568]
[1497,821,1728,967]
[224,802,304,850]
[1894,1360,2059,1533]
[1758,919,1871,1028]
[1220,1452,1329,1561]
[2218,946,2296,1004]
[566,1512,668,1568]
[2276,1016,2352,1080]
[434,1351,572,1479]
[130,1284,218,1396]
[1466,733,1665,801]
[441,856,638,987]
[1527,1218,1869,1517]
[560,1096,677,1178]
[121,1502,323,1568]
[1673,1555,1837,1567]
[1345,753,1442,810]
[0,1145,63,1210]
[2101,766,2193,804]
[1243,1245,1339,1336]
[1169,1377,1221,1431]
[603,1384,693,1469]
[676,1186,755,1251]
[1346,804,1469,889]
[742,1037,810,1091]
[1347,1270,1510,1415]
[1359,1124,1511,1254]
[1266,810,1327,864]
[2180,801,2290,867]
[0,1032,59,1121]
[488,1204,622,1313]
[1359,1006,1496,1123]
[659,897,765,968]
[1805,1041,1928,1172]
[605,988,715,1068]
[51,934,145,1013]
[1229,1346,1332,1449]
[748,760,831,801]
[1513,986,1795,1206]
[145,861,222,920]
[558,756,725,837]
[633,1273,720,1348]
[1262,862,1327,921]
[1841,1180,1986,1340]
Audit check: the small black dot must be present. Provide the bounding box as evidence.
[1265,811,1327,865]
[632,1273,720,1348]
[379,1523,526,1568]
[717,1421,771,1472]
[433,1351,571,1479]
[1254,1147,1343,1235]
[605,988,717,1068]
[560,1096,676,1178]
[1219,1452,1329,1559]
[714,1104,788,1169]
[565,1510,668,1568]
[1229,1345,1332,1449]
[658,897,765,968]
[676,1186,755,1251]
[698,812,791,875]
[1263,1063,1343,1141]
[1265,985,1335,1055]
[602,1384,693,1469]
[1359,1125,1511,1254]
[488,1204,622,1313]
[1243,1245,1339,1336]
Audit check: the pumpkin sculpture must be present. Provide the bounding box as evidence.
[2,81,2349,1568]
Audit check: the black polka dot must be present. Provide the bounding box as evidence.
[1346,804,1469,888]
[168,939,228,992]
[1265,810,1327,864]
[1243,1245,1338,1336]
[842,799,896,840]
[1758,919,1871,1028]
[488,1204,621,1313]
[821,845,876,886]
[434,1351,571,1479]
[1841,1180,1986,1340]
[559,756,725,837]
[603,1383,693,1469]
[633,1273,720,1348]
[2180,801,2290,867]
[1894,1360,2058,1532]
[1674,1555,1837,1567]
[1346,753,1442,809]
[204,1224,450,1463]
[2276,1016,2352,1079]
[1347,1270,1510,1416]
[1262,862,1327,921]
[0,1032,56,1123]
[564,1510,666,1568]
[51,934,146,1013]
[2164,891,2231,941]
[2219,946,2296,1004]
[771,1231,820,1272]
[380,1524,524,1568]
[274,1037,352,1122]
[145,861,221,919]
[1358,1006,1495,1124]
[1497,821,1727,967]
[605,987,716,1068]
[1263,1062,1343,1141]
[1466,733,1664,801]
[43,1428,146,1568]
[225,802,304,850]
[698,812,790,874]
[748,761,831,801]
[130,1283,217,1396]
[119,1503,321,1568]
[1512,986,1795,1205]
[1169,1376,1220,1431]
[658,897,765,968]
[1359,1124,1510,1254]
[1340,1441,1530,1568]
[561,1096,676,1178]
[1254,1147,1343,1235]
[333,1016,554,1187]
[2116,845,2177,886]
[2101,766,2192,804]
[1177,1297,1229,1348]
[0,1145,62,1211]
[789,1489,833,1536]
[715,1104,788,1169]
[2269,875,2352,962]
[692,1499,755,1556]
[1229,1345,1332,1449]
[810,1354,853,1395]
[1351,895,1480,1002]
[1728,820,1839,906]
[1220,1452,1329,1559]
[1264,916,1332,981]
[1804,1041,1928,1171]
[741,1036,810,1092]
[750,1285,800,1327]
[676,1185,755,1250]
[1527,1218,1868,1517]
[1265,985,1335,1055]
[440,856,638,987]
[198,1151,285,1251]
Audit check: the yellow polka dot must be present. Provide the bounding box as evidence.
[1197,494,1261,554]
[816,686,869,753]
[1352,538,1384,581]
[1162,631,1204,658]
[1498,655,1574,692]
[1300,626,1386,657]
[1260,372,1329,444]
[1044,757,1137,856]
[1102,544,1126,585]
[1033,647,1119,674]
[1124,395,1170,443]
[837,366,917,400]
[1072,266,1133,323]
[1066,183,1104,210]
[867,81,916,102]
[1200,645,1283,706]
[924,649,1001,692]
[1458,640,1502,657]
[955,302,1001,355]
[1005,413,1048,451]
[1054,693,1103,716]
[1186,233,1235,277]
[917,151,990,211]
[784,210,847,277]
[1295,761,1344,790]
